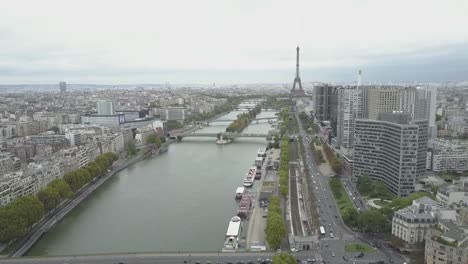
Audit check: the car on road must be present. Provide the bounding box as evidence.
[331,252,335,257]
[355,252,365,258]
[342,256,349,261]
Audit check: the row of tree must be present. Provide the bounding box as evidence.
[189,97,244,122]
[0,152,118,243]
[265,196,286,250]
[225,105,262,133]
[322,143,342,174]
[280,108,289,137]
[279,137,289,197]
[298,111,317,134]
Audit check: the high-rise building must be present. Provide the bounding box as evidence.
[367,86,417,120]
[336,86,363,156]
[159,106,187,122]
[59,81,67,93]
[353,112,428,197]
[366,85,436,136]
[97,101,115,116]
[313,84,338,133]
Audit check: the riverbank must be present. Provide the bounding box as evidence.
[5,145,154,257]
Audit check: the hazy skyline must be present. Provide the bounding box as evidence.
[1,0,468,84]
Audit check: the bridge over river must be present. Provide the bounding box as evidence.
[210,116,278,123]
[171,131,272,139]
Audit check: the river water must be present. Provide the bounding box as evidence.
[27,110,277,256]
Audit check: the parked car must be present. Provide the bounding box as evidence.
[355,252,364,258]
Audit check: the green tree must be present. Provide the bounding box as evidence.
[85,162,101,178]
[357,175,372,195]
[64,171,84,192]
[127,142,137,156]
[147,134,162,148]
[10,196,44,229]
[76,168,92,184]
[0,206,27,242]
[358,210,388,233]
[266,212,286,249]
[48,179,72,200]
[272,253,297,264]
[342,207,359,227]
[0,196,44,242]
[38,187,61,212]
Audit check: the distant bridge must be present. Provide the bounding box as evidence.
[171,132,271,139]
[210,116,278,123]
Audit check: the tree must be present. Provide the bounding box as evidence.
[127,142,137,156]
[64,171,85,192]
[10,196,44,229]
[266,212,285,250]
[48,179,72,200]
[76,168,92,184]
[342,208,359,228]
[357,175,372,195]
[0,196,44,242]
[85,162,101,178]
[272,253,297,264]
[357,209,388,233]
[38,187,61,212]
[147,134,162,148]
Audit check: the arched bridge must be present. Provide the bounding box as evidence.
[210,116,278,123]
[170,132,271,139]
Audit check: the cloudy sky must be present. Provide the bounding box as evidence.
[1,0,468,84]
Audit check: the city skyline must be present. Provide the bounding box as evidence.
[1,0,468,84]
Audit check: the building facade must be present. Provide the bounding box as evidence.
[392,197,437,245]
[97,100,115,116]
[336,86,363,156]
[313,84,338,133]
[353,112,428,196]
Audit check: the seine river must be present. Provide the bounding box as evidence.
[27,110,277,256]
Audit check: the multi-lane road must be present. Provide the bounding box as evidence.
[292,107,406,264]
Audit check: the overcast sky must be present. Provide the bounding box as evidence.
[1,0,468,84]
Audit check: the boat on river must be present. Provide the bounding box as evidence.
[222,216,242,252]
[237,193,252,219]
[235,187,246,199]
[242,166,256,187]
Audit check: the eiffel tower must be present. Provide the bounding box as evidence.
[290,46,305,97]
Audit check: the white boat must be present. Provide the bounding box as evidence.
[235,187,246,199]
[222,216,242,252]
[257,148,266,158]
[242,166,257,187]
[243,178,254,187]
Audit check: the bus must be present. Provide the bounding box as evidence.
[319,226,326,235]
